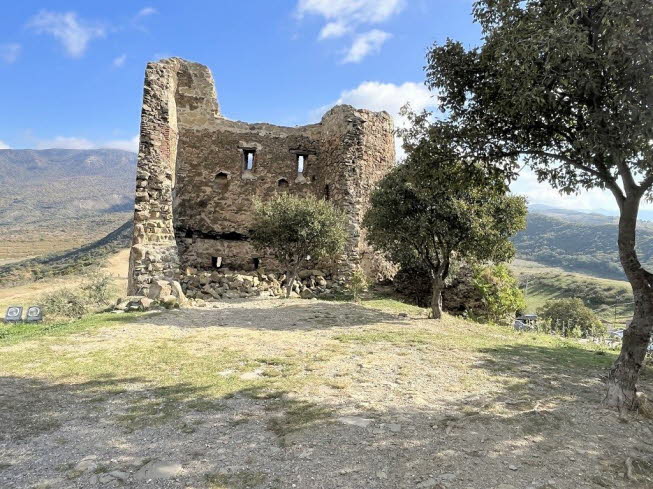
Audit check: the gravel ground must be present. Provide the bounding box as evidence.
[1,298,652,489]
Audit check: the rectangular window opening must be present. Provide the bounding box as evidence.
[244,150,255,171]
[211,256,223,269]
[297,154,305,174]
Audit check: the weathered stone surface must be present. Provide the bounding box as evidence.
[134,460,182,481]
[128,57,396,297]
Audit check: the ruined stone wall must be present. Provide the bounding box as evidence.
[128,59,181,295]
[173,119,323,271]
[128,57,395,296]
[319,106,396,280]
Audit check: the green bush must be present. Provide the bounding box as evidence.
[38,273,115,321]
[347,269,369,303]
[537,298,607,338]
[472,264,525,324]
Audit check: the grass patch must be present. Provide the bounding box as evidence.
[0,312,143,346]
[206,471,266,489]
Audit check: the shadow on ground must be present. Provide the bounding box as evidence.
[2,336,653,489]
[136,300,407,332]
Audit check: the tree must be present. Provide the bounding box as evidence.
[538,298,607,338]
[250,194,347,297]
[425,0,653,410]
[473,263,526,324]
[362,142,527,319]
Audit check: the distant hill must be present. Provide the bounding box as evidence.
[0,219,133,287]
[0,148,136,224]
[0,149,136,262]
[514,211,653,280]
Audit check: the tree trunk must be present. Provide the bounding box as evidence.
[430,277,444,319]
[605,197,653,411]
[285,268,298,298]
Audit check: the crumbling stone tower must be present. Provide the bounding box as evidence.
[128,58,395,296]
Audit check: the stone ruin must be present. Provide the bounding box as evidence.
[127,57,395,303]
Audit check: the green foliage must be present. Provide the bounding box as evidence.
[472,264,526,324]
[38,273,115,321]
[251,194,347,295]
[363,141,527,316]
[537,298,607,338]
[426,0,653,200]
[347,269,369,303]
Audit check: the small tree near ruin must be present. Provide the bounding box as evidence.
[363,131,527,319]
[425,0,653,410]
[251,194,347,298]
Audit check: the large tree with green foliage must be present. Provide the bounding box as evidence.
[251,194,347,298]
[425,0,653,410]
[363,141,527,319]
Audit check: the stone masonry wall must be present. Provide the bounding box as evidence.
[128,57,395,297]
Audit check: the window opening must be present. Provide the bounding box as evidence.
[244,150,255,171]
[278,178,289,188]
[253,257,260,270]
[324,184,331,201]
[211,256,223,268]
[297,154,305,173]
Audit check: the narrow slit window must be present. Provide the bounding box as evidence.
[253,257,260,270]
[324,184,330,201]
[211,256,223,269]
[297,154,305,174]
[244,150,255,171]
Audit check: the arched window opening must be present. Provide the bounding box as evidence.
[278,178,289,189]
[215,171,230,191]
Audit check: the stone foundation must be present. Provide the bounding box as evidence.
[181,267,345,302]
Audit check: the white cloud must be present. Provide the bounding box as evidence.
[102,135,139,152]
[0,43,21,64]
[0,140,11,149]
[136,7,157,18]
[35,135,139,152]
[297,0,404,24]
[508,167,653,211]
[113,54,127,67]
[313,80,436,160]
[319,21,349,40]
[27,10,106,58]
[297,0,403,61]
[342,29,391,63]
[36,136,95,150]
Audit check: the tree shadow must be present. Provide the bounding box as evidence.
[2,342,653,488]
[137,300,407,331]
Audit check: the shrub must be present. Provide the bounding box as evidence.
[472,264,525,324]
[38,272,115,321]
[251,194,347,297]
[537,298,607,338]
[347,269,369,303]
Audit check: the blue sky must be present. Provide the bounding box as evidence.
[0,0,629,211]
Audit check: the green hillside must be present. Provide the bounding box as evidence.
[511,260,633,325]
[513,212,653,280]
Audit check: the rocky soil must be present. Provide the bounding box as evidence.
[1,299,652,489]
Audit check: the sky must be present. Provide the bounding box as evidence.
[0,0,638,212]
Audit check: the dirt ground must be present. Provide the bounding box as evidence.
[1,298,652,489]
